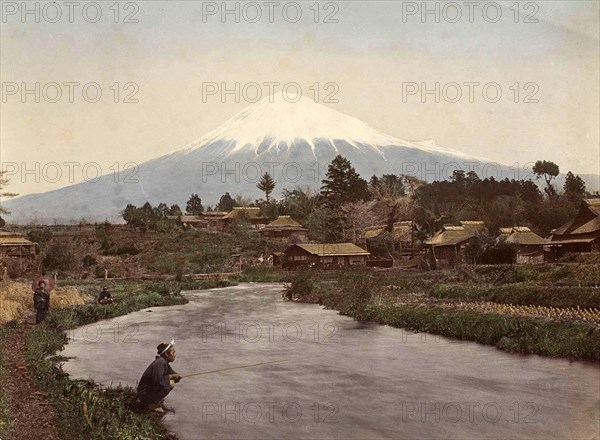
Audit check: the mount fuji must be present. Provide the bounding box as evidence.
[0,93,571,223]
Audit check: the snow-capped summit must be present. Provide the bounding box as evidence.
[187,92,475,160]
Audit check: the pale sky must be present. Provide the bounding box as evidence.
[1,0,599,196]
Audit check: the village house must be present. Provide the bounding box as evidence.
[548,198,600,255]
[179,215,207,228]
[0,229,36,258]
[498,226,546,264]
[426,221,486,265]
[178,212,228,229]
[361,221,414,253]
[282,243,370,269]
[362,221,413,242]
[219,207,269,230]
[258,216,308,242]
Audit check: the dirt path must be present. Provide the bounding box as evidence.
[4,311,58,440]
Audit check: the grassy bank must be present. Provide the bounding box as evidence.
[0,326,13,439]
[24,281,195,439]
[430,283,600,309]
[286,268,600,362]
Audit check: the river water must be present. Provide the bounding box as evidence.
[60,283,599,439]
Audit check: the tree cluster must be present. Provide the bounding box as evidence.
[122,202,181,232]
[118,155,592,257]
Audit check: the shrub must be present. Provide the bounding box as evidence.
[82,255,96,267]
[43,243,75,272]
[27,227,53,248]
[283,270,314,301]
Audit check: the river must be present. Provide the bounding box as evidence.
[60,283,600,439]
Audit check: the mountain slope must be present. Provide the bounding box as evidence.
[4,93,597,223]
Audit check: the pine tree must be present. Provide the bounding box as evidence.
[217,192,236,212]
[186,194,204,215]
[155,202,169,218]
[167,204,183,216]
[256,173,276,202]
[563,171,586,199]
[320,155,369,208]
[533,160,560,197]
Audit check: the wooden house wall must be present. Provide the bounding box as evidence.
[0,244,36,258]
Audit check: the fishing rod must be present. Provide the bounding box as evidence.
[179,359,289,379]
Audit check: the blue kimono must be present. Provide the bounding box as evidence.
[137,356,178,406]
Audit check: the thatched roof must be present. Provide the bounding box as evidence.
[264,216,307,231]
[288,243,370,256]
[427,221,486,247]
[551,199,600,240]
[498,226,547,245]
[0,230,34,245]
[202,211,228,218]
[362,221,412,240]
[180,215,205,223]
[222,207,265,220]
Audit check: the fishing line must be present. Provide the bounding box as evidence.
[179,359,289,379]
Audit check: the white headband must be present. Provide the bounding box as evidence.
[159,339,175,355]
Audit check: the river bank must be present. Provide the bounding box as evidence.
[285,264,600,362]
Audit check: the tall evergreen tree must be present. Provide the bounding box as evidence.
[320,155,369,208]
[256,172,276,202]
[217,192,236,212]
[186,194,204,215]
[563,171,586,199]
[155,202,169,218]
[167,204,183,216]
